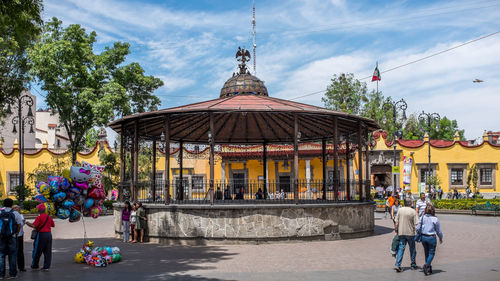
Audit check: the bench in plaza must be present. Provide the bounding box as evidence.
[471,201,500,216]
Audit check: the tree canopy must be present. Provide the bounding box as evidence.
[323,72,465,141]
[322,73,367,115]
[0,0,43,110]
[28,18,163,163]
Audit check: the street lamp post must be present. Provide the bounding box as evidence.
[6,94,35,208]
[383,98,407,194]
[418,111,440,193]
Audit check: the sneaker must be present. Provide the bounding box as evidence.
[7,276,18,279]
[395,266,402,272]
[411,265,418,270]
[41,268,49,272]
[30,267,39,271]
[18,269,26,272]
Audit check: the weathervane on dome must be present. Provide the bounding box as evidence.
[236,47,251,74]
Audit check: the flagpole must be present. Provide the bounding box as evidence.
[376,80,378,93]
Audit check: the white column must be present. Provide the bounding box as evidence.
[306,159,311,199]
[221,161,226,183]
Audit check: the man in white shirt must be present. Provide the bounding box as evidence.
[416,192,431,217]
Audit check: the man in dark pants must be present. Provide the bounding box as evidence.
[26,204,54,271]
[13,205,26,272]
[0,198,22,279]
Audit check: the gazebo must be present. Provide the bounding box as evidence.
[110,48,380,242]
[109,48,379,205]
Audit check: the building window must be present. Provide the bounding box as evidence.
[451,169,463,185]
[191,176,205,190]
[8,173,20,193]
[480,168,492,185]
[420,168,433,183]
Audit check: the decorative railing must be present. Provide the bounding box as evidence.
[119,179,371,204]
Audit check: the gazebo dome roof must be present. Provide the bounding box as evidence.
[220,72,268,98]
[220,47,268,98]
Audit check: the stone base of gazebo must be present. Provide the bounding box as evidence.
[113,202,375,244]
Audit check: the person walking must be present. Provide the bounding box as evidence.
[12,205,26,272]
[121,201,132,243]
[26,204,54,271]
[134,203,147,243]
[417,205,443,275]
[391,199,401,224]
[0,198,22,278]
[385,193,395,219]
[416,192,430,218]
[394,197,419,272]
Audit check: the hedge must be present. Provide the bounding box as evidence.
[374,199,500,210]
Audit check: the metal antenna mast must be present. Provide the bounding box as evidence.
[252,0,256,75]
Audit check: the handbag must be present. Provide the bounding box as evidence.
[414,216,424,242]
[31,215,49,240]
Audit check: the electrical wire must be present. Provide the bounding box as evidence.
[289,29,500,101]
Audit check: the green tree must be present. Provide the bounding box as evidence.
[99,151,120,192]
[85,128,99,150]
[28,18,163,163]
[0,0,43,111]
[322,73,367,114]
[403,115,464,141]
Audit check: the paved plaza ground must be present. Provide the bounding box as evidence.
[12,212,500,281]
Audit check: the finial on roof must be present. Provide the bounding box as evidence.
[236,47,251,75]
[424,132,429,142]
[454,131,460,141]
[483,130,489,141]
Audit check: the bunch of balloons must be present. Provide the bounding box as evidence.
[74,241,122,267]
[34,161,106,222]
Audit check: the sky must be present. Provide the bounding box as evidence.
[35,0,500,141]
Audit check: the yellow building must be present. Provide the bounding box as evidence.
[371,130,499,198]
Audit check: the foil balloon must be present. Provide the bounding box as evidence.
[68,187,81,199]
[59,178,70,191]
[36,182,50,196]
[74,196,85,206]
[75,252,85,263]
[90,206,101,219]
[57,208,70,220]
[53,192,66,203]
[34,194,48,203]
[84,198,94,209]
[69,209,81,222]
[62,200,75,209]
[70,166,92,183]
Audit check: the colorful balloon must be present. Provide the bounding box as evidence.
[62,200,74,209]
[75,252,85,263]
[70,166,92,183]
[68,187,81,199]
[69,209,81,222]
[36,182,50,196]
[84,198,94,209]
[53,192,66,202]
[90,206,102,219]
[34,194,48,203]
[57,208,70,219]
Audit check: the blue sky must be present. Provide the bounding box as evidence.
[37,0,500,140]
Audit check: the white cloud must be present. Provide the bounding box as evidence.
[157,76,195,92]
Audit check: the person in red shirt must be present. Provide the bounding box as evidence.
[26,204,55,271]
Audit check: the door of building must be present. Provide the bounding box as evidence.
[232,173,245,194]
[279,175,291,192]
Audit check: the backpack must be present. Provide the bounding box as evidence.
[0,210,17,239]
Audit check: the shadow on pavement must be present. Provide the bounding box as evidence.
[20,238,237,281]
[372,224,394,236]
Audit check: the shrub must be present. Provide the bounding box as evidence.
[103,200,116,210]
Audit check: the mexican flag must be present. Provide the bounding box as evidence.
[372,63,381,82]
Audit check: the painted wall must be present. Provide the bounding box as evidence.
[372,130,500,195]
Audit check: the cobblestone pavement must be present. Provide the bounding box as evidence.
[12,212,500,281]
